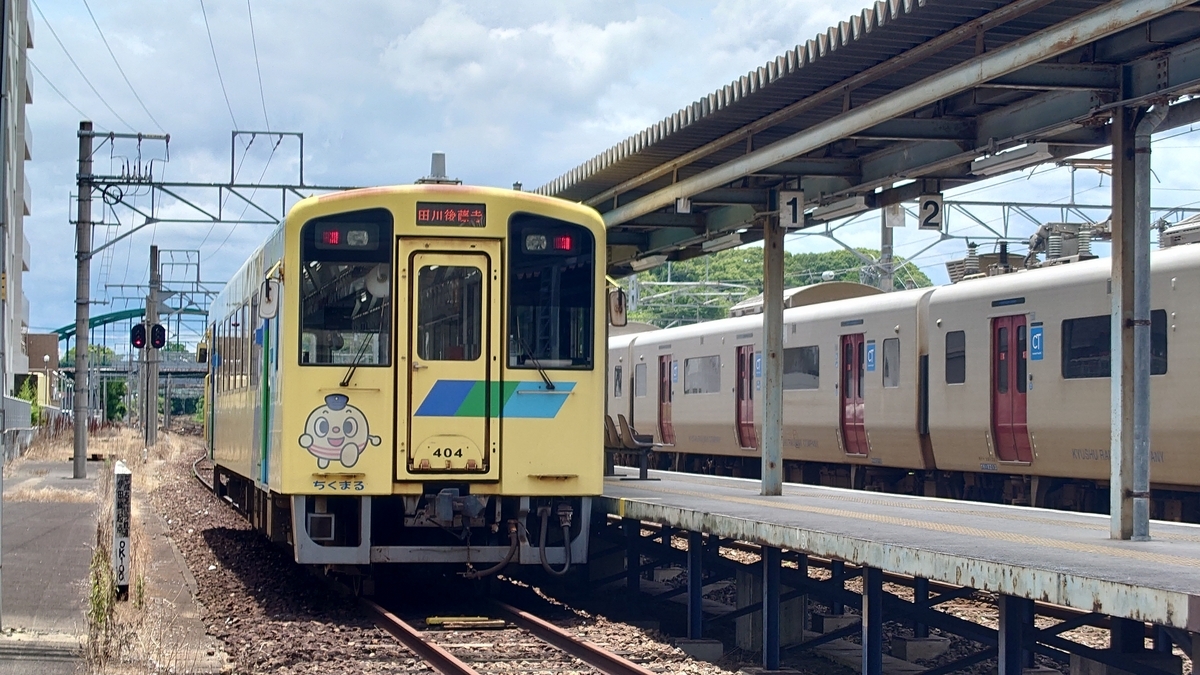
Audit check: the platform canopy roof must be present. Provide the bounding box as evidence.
[535,0,1200,276]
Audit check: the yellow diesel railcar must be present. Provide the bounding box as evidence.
[205,182,609,575]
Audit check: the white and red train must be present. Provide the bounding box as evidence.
[608,243,1198,520]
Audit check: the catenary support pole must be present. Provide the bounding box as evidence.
[687,531,703,639]
[761,214,784,496]
[73,121,94,479]
[146,245,160,446]
[880,209,894,292]
[762,545,781,670]
[1110,106,1138,540]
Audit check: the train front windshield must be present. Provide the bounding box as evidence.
[298,208,394,366]
[507,214,595,370]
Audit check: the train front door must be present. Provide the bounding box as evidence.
[399,238,501,478]
[991,315,1033,463]
[840,333,868,456]
[736,345,757,449]
[658,354,675,445]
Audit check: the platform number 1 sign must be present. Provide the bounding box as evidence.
[778,191,804,227]
[919,194,944,231]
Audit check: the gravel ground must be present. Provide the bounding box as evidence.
[149,440,744,674]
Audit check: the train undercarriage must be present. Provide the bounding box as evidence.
[212,466,590,576]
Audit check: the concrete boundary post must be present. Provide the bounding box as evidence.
[113,461,131,600]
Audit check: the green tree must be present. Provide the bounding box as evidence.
[105,380,127,422]
[15,376,40,426]
[628,247,932,327]
[63,344,119,368]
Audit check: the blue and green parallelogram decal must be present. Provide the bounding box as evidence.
[415,380,575,419]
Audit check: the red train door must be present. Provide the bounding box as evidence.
[736,345,757,449]
[840,334,868,456]
[992,315,1033,463]
[658,355,675,445]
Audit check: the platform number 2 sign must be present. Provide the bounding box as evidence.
[919,194,944,231]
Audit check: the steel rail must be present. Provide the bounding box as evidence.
[491,600,658,675]
[361,599,482,675]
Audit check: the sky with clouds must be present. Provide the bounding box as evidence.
[25,0,1200,340]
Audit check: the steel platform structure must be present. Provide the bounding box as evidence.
[599,468,1199,674]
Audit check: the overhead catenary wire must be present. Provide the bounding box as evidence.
[29,58,91,120]
[80,0,165,133]
[246,0,271,132]
[209,135,283,259]
[199,0,240,131]
[30,0,134,130]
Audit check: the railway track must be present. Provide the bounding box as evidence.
[363,598,658,675]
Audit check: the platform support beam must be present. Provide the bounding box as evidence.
[623,517,640,593]
[761,214,784,496]
[1153,625,1172,654]
[998,595,1033,674]
[861,566,883,675]
[687,531,703,639]
[914,576,930,638]
[762,545,781,670]
[830,559,845,615]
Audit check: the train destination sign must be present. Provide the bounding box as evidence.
[416,202,486,227]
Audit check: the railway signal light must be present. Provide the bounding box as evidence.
[150,324,166,350]
[130,323,147,349]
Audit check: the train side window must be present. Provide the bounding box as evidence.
[683,355,720,394]
[299,208,393,367]
[1062,310,1168,378]
[416,265,483,361]
[250,292,261,388]
[634,363,647,397]
[1061,315,1108,378]
[1016,324,1027,393]
[882,338,900,388]
[1152,309,1168,374]
[945,331,966,384]
[613,365,623,397]
[783,345,819,390]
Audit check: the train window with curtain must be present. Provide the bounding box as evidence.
[783,345,819,390]
[634,363,647,397]
[416,265,482,361]
[945,331,966,384]
[683,356,721,394]
[299,208,393,366]
[1063,310,1168,378]
[613,365,623,397]
[508,214,595,370]
[882,338,900,388]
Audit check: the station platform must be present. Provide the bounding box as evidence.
[0,455,224,674]
[601,467,1200,634]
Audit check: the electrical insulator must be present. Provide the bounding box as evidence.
[130,323,147,349]
[150,324,166,350]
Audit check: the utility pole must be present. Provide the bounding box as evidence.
[880,205,896,292]
[73,121,94,479]
[145,245,159,446]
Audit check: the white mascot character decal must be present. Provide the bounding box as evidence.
[299,393,381,469]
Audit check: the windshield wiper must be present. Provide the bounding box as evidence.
[516,329,555,390]
[341,300,389,387]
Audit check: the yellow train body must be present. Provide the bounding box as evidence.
[206,184,606,568]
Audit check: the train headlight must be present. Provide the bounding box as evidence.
[525,234,548,252]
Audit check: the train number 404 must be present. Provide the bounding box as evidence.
[432,448,464,458]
